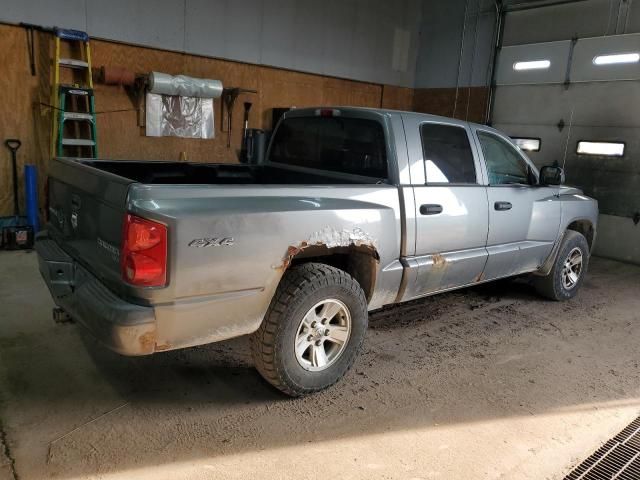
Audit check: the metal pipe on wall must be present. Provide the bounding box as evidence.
[485,0,504,125]
[453,0,471,119]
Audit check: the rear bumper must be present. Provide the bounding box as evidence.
[35,232,157,356]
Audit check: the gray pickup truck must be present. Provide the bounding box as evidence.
[36,107,598,396]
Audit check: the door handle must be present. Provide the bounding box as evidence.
[419,204,443,215]
[494,201,512,211]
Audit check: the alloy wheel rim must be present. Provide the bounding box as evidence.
[294,299,351,372]
[562,247,583,290]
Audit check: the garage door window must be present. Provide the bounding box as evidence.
[420,123,476,184]
[477,131,531,186]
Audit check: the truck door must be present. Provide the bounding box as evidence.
[401,118,490,300]
[473,128,561,280]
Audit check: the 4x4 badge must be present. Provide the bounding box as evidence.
[188,237,234,248]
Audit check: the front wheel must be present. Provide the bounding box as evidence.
[250,263,368,397]
[533,230,590,301]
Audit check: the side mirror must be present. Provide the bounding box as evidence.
[539,165,565,186]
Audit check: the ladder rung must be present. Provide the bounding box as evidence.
[63,112,95,121]
[58,58,89,69]
[61,139,96,147]
[62,88,92,96]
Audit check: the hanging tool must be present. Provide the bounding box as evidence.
[19,23,54,76]
[240,102,253,162]
[50,28,98,159]
[221,88,256,148]
[242,102,253,140]
[1,139,34,250]
[25,24,36,76]
[6,140,21,217]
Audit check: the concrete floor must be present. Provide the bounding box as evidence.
[1,250,640,480]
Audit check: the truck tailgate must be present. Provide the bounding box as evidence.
[47,158,132,293]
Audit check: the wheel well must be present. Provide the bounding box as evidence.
[567,220,595,251]
[288,245,379,301]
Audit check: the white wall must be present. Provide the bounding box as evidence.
[414,0,496,88]
[0,0,422,87]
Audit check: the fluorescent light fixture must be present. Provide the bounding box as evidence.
[512,138,541,152]
[513,60,551,71]
[576,141,625,156]
[593,53,640,65]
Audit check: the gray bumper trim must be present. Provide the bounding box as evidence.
[35,232,157,356]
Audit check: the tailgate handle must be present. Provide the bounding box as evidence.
[419,204,443,215]
[494,201,512,211]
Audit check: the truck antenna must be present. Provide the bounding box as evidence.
[561,107,575,171]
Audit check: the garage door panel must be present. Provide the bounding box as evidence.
[495,41,571,85]
[493,85,572,125]
[571,34,640,82]
[494,83,640,128]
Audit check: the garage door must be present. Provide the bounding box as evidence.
[490,0,640,264]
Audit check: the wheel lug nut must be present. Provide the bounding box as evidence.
[307,335,313,341]
[315,340,322,346]
[310,321,317,328]
[324,329,330,336]
[321,319,327,325]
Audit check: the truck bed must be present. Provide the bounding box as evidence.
[82,160,381,185]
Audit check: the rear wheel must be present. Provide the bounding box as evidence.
[534,230,589,301]
[250,263,368,397]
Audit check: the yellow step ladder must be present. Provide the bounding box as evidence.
[50,28,98,159]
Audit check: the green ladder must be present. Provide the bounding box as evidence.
[55,85,98,158]
[51,28,98,158]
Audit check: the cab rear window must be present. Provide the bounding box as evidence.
[268,117,388,179]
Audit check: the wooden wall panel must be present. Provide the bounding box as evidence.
[0,24,392,216]
[413,87,489,123]
[381,85,414,111]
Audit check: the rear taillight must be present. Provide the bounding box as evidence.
[121,214,168,287]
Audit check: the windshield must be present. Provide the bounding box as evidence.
[268,116,388,179]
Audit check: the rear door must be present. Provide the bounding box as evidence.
[473,128,561,279]
[402,117,490,299]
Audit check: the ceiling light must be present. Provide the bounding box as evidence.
[593,53,640,65]
[513,60,551,71]
[576,141,625,156]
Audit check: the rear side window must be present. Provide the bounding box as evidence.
[420,123,477,184]
[268,117,388,179]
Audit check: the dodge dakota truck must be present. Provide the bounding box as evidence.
[36,107,598,396]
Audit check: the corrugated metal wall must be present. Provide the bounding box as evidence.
[491,0,640,264]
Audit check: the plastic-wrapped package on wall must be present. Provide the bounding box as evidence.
[148,72,223,98]
[145,93,214,138]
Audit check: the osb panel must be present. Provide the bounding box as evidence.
[0,26,50,218]
[413,87,489,123]
[0,24,389,216]
[381,85,414,111]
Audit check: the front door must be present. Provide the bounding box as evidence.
[403,119,489,299]
[474,128,561,280]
